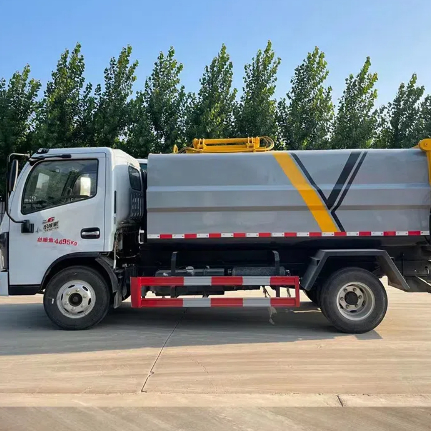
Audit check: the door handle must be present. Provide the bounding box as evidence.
[81,227,100,239]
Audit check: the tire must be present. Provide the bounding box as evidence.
[304,287,320,306]
[319,267,387,334]
[43,266,111,330]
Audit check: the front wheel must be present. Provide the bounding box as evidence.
[43,266,111,330]
[320,268,387,334]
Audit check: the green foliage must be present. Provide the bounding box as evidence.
[124,91,156,157]
[376,74,425,148]
[331,57,378,149]
[0,65,40,194]
[235,41,280,139]
[35,43,86,149]
[2,40,431,194]
[187,44,237,140]
[278,47,333,150]
[418,95,431,139]
[74,83,97,147]
[144,47,188,153]
[93,45,138,147]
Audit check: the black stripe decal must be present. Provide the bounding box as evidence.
[291,151,367,232]
[326,152,362,209]
[290,153,328,204]
[331,152,367,216]
[328,204,344,232]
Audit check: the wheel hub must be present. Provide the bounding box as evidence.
[336,282,375,320]
[344,291,358,305]
[56,281,96,319]
[69,292,83,306]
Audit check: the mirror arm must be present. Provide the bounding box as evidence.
[5,153,31,227]
[7,153,29,164]
[4,190,22,225]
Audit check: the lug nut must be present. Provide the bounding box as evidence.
[353,287,356,292]
[343,288,348,292]
[358,295,362,299]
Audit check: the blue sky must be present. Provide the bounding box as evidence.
[1,0,430,105]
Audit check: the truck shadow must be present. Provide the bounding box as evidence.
[0,300,382,356]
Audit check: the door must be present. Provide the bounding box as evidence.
[8,154,106,286]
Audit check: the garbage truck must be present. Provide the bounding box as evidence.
[1,136,431,333]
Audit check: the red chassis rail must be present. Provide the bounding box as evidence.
[130,275,300,308]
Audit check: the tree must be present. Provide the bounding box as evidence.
[93,45,138,147]
[124,91,156,158]
[376,74,425,148]
[278,47,333,150]
[418,95,431,140]
[187,44,237,140]
[74,82,97,147]
[0,66,41,194]
[331,57,378,149]
[235,41,280,139]
[34,43,86,148]
[144,47,188,153]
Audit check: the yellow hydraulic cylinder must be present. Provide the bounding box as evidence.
[419,138,431,186]
[176,136,274,153]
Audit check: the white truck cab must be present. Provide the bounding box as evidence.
[0,147,143,310]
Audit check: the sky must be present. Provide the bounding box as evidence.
[1,0,431,106]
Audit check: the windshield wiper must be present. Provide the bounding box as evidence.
[29,154,72,165]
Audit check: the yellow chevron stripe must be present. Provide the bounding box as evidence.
[273,153,339,232]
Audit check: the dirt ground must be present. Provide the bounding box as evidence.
[1,288,430,430]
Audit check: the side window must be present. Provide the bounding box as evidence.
[22,159,98,214]
[128,165,142,191]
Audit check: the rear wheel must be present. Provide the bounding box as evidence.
[43,266,111,330]
[319,268,387,334]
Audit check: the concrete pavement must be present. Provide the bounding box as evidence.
[0,288,431,430]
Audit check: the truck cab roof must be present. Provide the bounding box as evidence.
[33,147,128,157]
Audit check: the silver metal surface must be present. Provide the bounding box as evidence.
[81,230,100,238]
[336,282,375,321]
[56,280,96,319]
[146,149,430,237]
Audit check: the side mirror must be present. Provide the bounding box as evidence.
[21,219,34,234]
[8,159,18,193]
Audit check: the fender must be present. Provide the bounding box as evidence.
[40,252,122,307]
[301,249,410,291]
